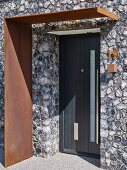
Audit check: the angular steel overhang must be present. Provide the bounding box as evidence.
[5,7,119,24]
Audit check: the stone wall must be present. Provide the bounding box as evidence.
[0,0,127,169]
[32,25,59,157]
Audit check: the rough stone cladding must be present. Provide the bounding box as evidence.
[32,26,59,158]
[0,0,127,169]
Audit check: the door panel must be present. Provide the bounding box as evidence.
[59,33,100,156]
[4,21,32,167]
[88,35,100,155]
[61,36,82,151]
[76,36,89,153]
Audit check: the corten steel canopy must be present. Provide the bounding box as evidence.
[5,7,119,23]
[4,7,119,167]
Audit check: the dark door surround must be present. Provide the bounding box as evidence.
[59,33,100,158]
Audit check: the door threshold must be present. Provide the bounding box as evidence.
[61,149,100,159]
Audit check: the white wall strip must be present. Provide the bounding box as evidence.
[47,28,100,35]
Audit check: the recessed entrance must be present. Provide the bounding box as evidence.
[59,33,100,157]
[4,7,118,167]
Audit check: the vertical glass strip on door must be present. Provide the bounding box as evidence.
[90,50,96,143]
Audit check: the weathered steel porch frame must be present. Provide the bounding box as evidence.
[4,7,119,167]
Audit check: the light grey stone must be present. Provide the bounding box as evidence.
[117,104,126,110]
[118,5,124,12]
[121,81,127,89]
[19,6,25,12]
[100,65,105,74]
[111,30,117,39]
[108,93,115,99]
[116,89,122,97]
[113,99,120,106]
[101,90,105,98]
[123,30,127,36]
[107,39,116,47]
[4,7,9,12]
[120,0,126,5]
[11,3,16,10]
[38,2,43,7]
[122,40,127,47]
[108,80,114,86]
[92,0,98,2]
[44,1,50,9]
[107,1,112,7]
[107,88,112,94]
[123,98,127,104]
[101,106,106,113]
[101,130,108,138]
[109,131,116,136]
[109,147,117,154]
[123,90,127,97]
[123,73,127,80]
[106,159,111,166]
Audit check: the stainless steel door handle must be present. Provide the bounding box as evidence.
[96,69,99,144]
[74,123,78,140]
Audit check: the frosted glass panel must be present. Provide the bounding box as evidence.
[90,50,96,142]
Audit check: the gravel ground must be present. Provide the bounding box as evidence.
[0,151,103,170]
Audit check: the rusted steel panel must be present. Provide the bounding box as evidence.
[5,7,119,24]
[4,20,32,167]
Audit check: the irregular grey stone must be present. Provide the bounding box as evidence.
[114,136,121,143]
[121,81,127,89]
[122,138,127,145]
[19,5,25,12]
[123,30,127,36]
[122,153,127,166]
[107,88,112,94]
[116,89,122,97]
[123,98,127,104]
[123,90,127,97]
[123,73,127,80]
[113,99,120,106]
[107,39,116,47]
[107,116,115,123]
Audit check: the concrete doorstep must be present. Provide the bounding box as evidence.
[0,151,103,170]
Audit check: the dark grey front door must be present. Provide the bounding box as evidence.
[59,33,100,156]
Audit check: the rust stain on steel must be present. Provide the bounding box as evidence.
[4,20,32,167]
